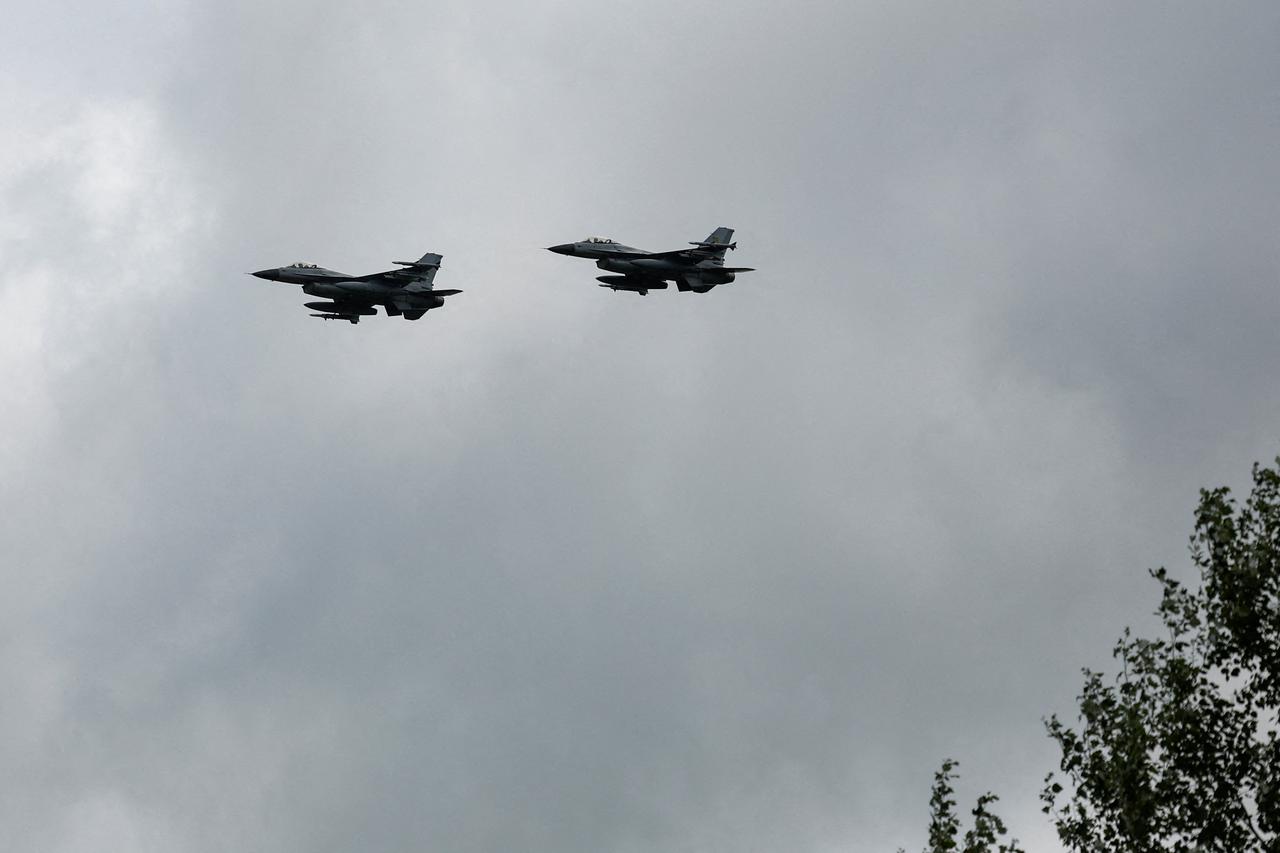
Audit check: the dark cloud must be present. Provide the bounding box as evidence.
[2,3,1277,851]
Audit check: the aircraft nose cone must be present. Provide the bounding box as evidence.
[250,269,277,280]
[546,244,576,255]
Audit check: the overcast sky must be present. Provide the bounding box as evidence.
[2,2,1278,851]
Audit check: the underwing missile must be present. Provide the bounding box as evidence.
[304,302,376,315]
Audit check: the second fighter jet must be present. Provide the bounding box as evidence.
[547,227,753,295]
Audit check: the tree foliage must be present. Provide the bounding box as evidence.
[900,759,1025,853]
[1042,459,1280,852]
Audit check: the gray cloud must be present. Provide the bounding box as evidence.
[3,2,1278,851]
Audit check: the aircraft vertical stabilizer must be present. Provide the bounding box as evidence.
[701,227,734,246]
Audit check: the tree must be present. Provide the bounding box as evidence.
[899,759,1025,853]
[1041,459,1280,852]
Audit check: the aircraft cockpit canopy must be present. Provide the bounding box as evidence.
[288,262,319,269]
[583,236,614,244]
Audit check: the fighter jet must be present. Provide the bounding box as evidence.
[546,227,754,295]
[251,250,459,324]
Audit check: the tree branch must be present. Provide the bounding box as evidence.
[1236,789,1269,849]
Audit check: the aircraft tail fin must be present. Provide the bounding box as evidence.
[689,227,737,255]
[702,227,734,246]
[388,251,443,289]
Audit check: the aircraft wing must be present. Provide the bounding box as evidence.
[356,267,437,287]
[625,247,713,263]
[626,245,739,265]
[354,252,442,288]
[627,229,738,264]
